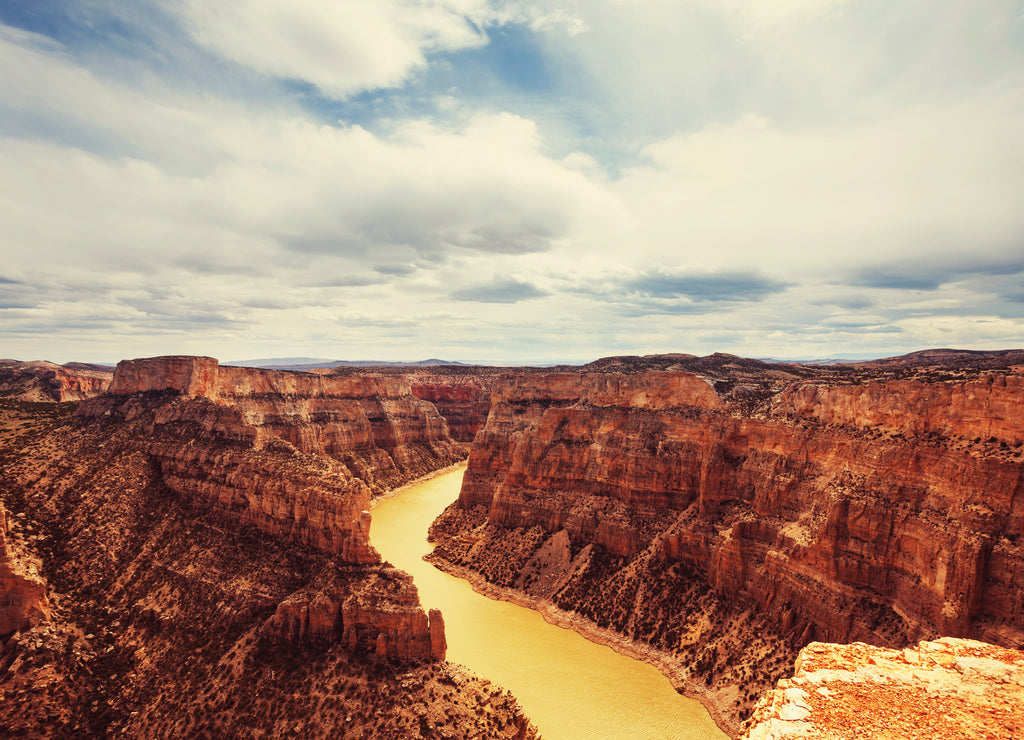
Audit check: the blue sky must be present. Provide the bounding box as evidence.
[1,0,1023,364]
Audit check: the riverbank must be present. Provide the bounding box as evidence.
[369,459,469,509]
[425,555,739,739]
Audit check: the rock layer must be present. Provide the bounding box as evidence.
[79,356,465,565]
[429,365,1024,729]
[0,360,112,402]
[0,502,50,637]
[67,355,471,663]
[742,637,1024,739]
[0,369,537,738]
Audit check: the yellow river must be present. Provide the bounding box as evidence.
[369,467,729,740]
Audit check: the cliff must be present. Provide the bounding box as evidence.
[79,356,465,565]
[0,360,111,402]
[408,376,492,442]
[0,363,536,738]
[0,502,50,637]
[327,364,504,443]
[742,637,1023,739]
[429,364,1024,731]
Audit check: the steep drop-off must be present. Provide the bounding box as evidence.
[329,364,506,443]
[428,362,1024,733]
[0,360,112,402]
[0,358,535,738]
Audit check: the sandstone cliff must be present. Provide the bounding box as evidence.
[329,364,504,443]
[408,376,492,442]
[0,360,111,402]
[742,637,1023,739]
[79,356,466,564]
[429,362,1024,732]
[0,501,50,637]
[0,365,536,738]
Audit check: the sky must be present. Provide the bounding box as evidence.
[1,0,1023,365]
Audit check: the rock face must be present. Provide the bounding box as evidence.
[80,356,465,565]
[0,367,537,738]
[408,377,492,442]
[0,360,112,402]
[742,637,1024,739]
[67,355,469,663]
[429,363,1024,730]
[0,502,50,636]
[265,565,446,660]
[328,365,503,443]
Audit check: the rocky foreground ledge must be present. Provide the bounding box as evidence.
[742,637,1023,739]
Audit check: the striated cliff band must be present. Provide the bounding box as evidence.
[427,352,1024,735]
[0,360,112,402]
[0,356,535,738]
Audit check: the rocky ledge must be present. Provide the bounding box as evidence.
[742,637,1023,739]
[429,360,1024,730]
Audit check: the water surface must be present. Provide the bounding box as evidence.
[370,467,728,740]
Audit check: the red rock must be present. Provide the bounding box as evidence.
[742,637,1024,740]
[79,356,465,565]
[0,360,111,402]
[431,364,1024,728]
[0,503,50,637]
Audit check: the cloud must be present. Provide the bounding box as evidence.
[624,270,789,302]
[175,0,492,98]
[2,2,1024,363]
[451,277,550,303]
[850,254,1024,291]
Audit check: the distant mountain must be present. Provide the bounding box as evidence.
[757,357,873,366]
[226,357,468,371]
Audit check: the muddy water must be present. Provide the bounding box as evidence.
[369,467,728,740]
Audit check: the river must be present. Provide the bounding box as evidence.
[369,466,729,740]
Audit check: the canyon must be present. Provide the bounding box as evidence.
[0,356,534,738]
[2,348,1023,738]
[427,352,1024,734]
[0,360,112,402]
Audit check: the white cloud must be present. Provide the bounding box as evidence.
[601,96,1024,276]
[175,0,493,98]
[2,2,1024,363]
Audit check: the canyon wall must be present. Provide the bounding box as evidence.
[80,356,465,564]
[0,360,112,402]
[1,358,537,737]
[72,355,466,662]
[0,502,50,637]
[408,376,492,442]
[326,364,502,443]
[429,366,1024,730]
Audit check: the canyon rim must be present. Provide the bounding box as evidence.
[1,349,1022,738]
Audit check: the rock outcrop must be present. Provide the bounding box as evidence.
[742,637,1024,739]
[408,377,492,442]
[79,356,465,565]
[265,565,446,660]
[429,362,1024,730]
[0,364,537,738]
[0,502,50,637]
[0,360,111,402]
[62,356,467,663]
